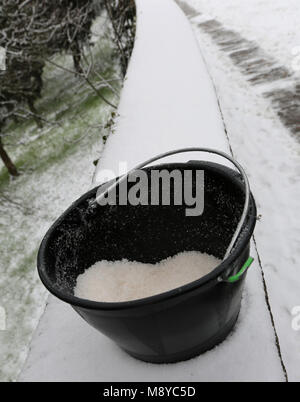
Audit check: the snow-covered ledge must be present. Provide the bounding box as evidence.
[93,0,230,183]
[19,0,284,381]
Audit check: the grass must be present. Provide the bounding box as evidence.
[0,21,121,382]
[0,43,118,186]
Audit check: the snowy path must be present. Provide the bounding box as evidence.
[19,0,295,382]
[177,0,300,140]
[177,0,300,381]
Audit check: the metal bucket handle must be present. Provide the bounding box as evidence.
[95,148,252,280]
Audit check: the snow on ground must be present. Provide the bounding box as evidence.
[188,0,300,76]
[20,0,286,382]
[179,0,300,381]
[0,132,102,382]
[0,16,118,382]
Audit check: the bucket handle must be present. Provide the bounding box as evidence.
[95,147,252,280]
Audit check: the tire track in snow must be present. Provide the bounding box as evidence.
[176,0,289,381]
[202,50,289,382]
[197,19,300,139]
[176,0,300,141]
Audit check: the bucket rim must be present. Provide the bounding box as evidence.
[37,161,257,311]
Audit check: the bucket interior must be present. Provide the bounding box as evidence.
[42,163,249,295]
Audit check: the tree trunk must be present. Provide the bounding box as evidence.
[0,137,19,177]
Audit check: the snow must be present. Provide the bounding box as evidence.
[19,254,284,382]
[19,0,287,382]
[188,0,300,76]
[93,0,230,182]
[0,16,115,382]
[74,252,221,303]
[181,0,300,381]
[0,128,103,382]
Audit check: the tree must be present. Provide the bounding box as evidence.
[0,74,21,176]
[39,0,96,74]
[0,0,97,176]
[0,1,135,177]
[103,0,136,77]
[0,137,19,177]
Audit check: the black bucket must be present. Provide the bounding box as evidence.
[38,148,256,363]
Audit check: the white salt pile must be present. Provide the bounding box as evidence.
[74,252,221,303]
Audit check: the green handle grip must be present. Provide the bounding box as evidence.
[226,257,254,283]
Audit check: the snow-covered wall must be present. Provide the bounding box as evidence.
[93,0,230,183]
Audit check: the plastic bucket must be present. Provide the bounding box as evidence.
[37,149,257,363]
